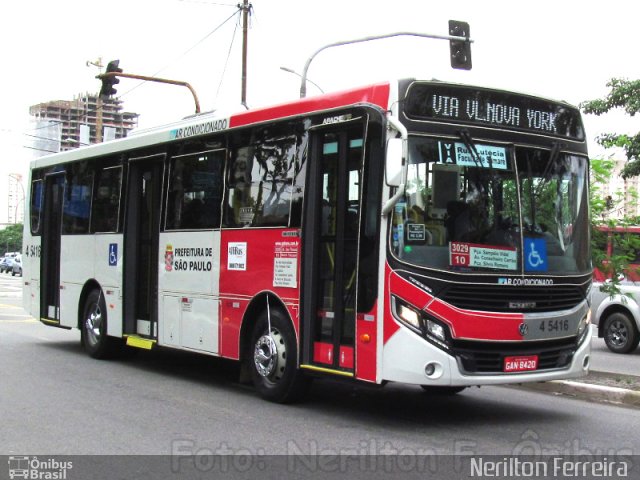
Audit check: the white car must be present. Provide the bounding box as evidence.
[591,280,640,353]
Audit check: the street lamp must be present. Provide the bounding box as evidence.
[297,28,473,98]
[280,67,324,94]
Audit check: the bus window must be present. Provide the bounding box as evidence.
[30,178,44,235]
[224,128,299,228]
[62,162,92,234]
[166,149,224,230]
[91,165,122,233]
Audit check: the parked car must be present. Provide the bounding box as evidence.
[591,280,640,353]
[0,257,10,273]
[11,256,22,277]
[1,257,15,274]
[591,226,640,354]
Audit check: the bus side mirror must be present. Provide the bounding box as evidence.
[386,138,405,187]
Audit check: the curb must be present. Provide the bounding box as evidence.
[513,379,640,408]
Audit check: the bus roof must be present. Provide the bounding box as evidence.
[30,81,392,169]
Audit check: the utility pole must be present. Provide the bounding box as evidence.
[87,58,104,143]
[240,0,252,109]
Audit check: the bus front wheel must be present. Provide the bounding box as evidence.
[420,385,467,395]
[249,308,309,403]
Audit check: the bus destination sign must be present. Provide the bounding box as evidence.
[403,83,584,141]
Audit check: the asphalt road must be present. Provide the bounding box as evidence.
[1,273,639,458]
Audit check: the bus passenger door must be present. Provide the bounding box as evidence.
[124,155,165,339]
[40,173,64,323]
[302,122,366,374]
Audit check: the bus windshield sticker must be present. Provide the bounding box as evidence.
[450,241,517,271]
[438,142,508,169]
[273,241,299,288]
[228,242,247,271]
[524,237,548,272]
[406,224,426,242]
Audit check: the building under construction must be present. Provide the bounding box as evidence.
[29,93,139,152]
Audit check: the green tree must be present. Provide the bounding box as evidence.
[583,79,640,295]
[581,78,640,178]
[0,224,23,254]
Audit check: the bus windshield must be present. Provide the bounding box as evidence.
[391,136,591,275]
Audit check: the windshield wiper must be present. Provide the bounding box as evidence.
[533,141,564,198]
[459,130,485,169]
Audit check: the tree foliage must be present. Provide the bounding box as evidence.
[0,224,23,254]
[581,78,640,178]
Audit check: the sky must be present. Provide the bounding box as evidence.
[1,0,639,224]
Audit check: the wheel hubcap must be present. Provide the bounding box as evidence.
[85,305,102,346]
[254,328,286,380]
[607,320,628,347]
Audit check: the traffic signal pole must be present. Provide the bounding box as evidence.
[97,71,201,114]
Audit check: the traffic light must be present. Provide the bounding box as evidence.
[449,20,472,70]
[99,60,123,97]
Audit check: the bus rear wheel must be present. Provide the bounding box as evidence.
[81,289,119,359]
[249,308,309,403]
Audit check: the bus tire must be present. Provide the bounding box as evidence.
[420,385,467,395]
[81,289,118,359]
[603,312,640,354]
[249,308,309,403]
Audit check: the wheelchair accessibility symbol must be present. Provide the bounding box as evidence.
[524,238,547,272]
[109,243,118,266]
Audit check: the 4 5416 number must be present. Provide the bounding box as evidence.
[539,319,569,332]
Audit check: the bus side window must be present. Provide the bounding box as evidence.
[30,177,44,235]
[91,165,122,233]
[62,161,92,234]
[166,149,224,230]
[224,126,300,228]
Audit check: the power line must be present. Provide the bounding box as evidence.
[22,6,244,148]
[22,145,59,154]
[178,0,237,6]
[119,8,241,99]
[23,132,91,147]
[215,13,239,102]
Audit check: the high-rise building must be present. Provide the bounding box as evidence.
[598,158,640,220]
[29,93,139,151]
[7,173,25,224]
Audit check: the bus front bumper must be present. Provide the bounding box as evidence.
[381,325,592,387]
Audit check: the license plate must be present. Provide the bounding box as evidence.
[503,355,538,372]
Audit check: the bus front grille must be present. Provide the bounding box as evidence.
[453,338,577,374]
[441,284,584,313]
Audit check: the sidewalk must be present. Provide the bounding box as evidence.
[513,370,640,408]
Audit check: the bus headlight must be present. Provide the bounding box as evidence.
[392,296,422,333]
[391,296,452,350]
[426,319,446,342]
[577,310,591,344]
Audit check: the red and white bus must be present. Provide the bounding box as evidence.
[22,79,592,402]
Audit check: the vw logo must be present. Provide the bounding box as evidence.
[519,323,529,336]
